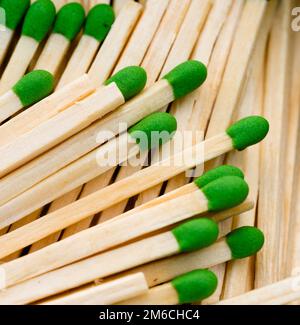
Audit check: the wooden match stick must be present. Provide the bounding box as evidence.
[0,0,30,65]
[0,0,56,95]
[41,273,149,305]
[0,70,54,124]
[0,218,220,302]
[217,275,300,305]
[88,0,143,87]
[112,0,170,72]
[34,2,85,75]
[256,0,291,287]
[0,74,94,147]
[0,116,268,254]
[57,3,115,88]
[0,66,146,177]
[119,270,218,305]
[0,113,177,217]
[113,0,130,16]
[0,225,264,304]
[0,61,205,212]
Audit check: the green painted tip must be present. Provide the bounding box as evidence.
[226,226,265,259]
[202,176,249,212]
[163,60,207,99]
[84,4,115,42]
[0,0,30,30]
[129,112,177,151]
[194,165,244,189]
[226,116,270,151]
[12,70,54,106]
[22,0,56,43]
[105,66,147,101]
[53,2,85,41]
[172,269,218,304]
[172,218,219,253]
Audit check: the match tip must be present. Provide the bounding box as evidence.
[0,0,30,30]
[227,116,270,151]
[129,112,177,151]
[172,218,219,253]
[226,226,265,259]
[172,269,218,304]
[53,2,85,41]
[84,4,115,42]
[163,60,207,99]
[105,66,147,101]
[22,0,56,43]
[13,70,54,107]
[202,176,249,212]
[194,165,244,189]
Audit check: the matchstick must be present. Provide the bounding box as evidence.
[0,74,94,147]
[221,17,268,299]
[0,66,146,177]
[0,225,264,304]
[0,113,177,217]
[119,270,218,305]
[34,2,85,75]
[256,0,291,287]
[0,218,220,301]
[113,0,170,72]
[0,61,205,214]
[0,116,268,254]
[88,0,143,86]
[0,0,56,95]
[57,3,115,88]
[0,0,30,65]
[217,275,300,305]
[0,70,54,124]
[31,0,65,11]
[41,273,149,305]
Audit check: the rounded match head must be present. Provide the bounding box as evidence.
[194,165,244,189]
[129,112,177,151]
[163,60,207,99]
[0,0,30,30]
[172,269,218,304]
[172,218,219,253]
[105,66,147,101]
[226,226,265,259]
[12,70,54,106]
[202,176,249,212]
[53,2,85,41]
[22,0,56,43]
[84,4,115,42]
[226,116,270,151]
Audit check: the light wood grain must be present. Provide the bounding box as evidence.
[0,29,14,66]
[0,90,23,123]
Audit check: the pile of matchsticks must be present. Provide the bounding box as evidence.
[0,0,299,306]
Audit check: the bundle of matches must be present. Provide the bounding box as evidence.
[0,0,295,307]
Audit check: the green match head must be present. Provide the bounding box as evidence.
[84,4,115,42]
[172,218,219,253]
[0,0,30,30]
[53,2,85,41]
[172,269,218,304]
[163,60,207,99]
[194,165,244,189]
[201,176,249,212]
[12,70,54,106]
[105,66,147,101]
[22,0,56,42]
[226,226,265,259]
[226,116,270,151]
[129,112,177,151]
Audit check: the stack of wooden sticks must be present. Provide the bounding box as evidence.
[0,0,299,305]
